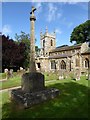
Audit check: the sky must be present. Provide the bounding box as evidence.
[1,1,89,48]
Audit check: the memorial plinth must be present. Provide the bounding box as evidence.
[11,72,60,108]
[11,87,59,108]
[21,72,45,92]
[11,7,60,108]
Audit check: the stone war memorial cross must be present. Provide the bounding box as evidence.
[11,6,60,108]
[29,6,36,72]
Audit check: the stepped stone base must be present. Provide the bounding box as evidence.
[11,72,60,108]
[11,88,60,108]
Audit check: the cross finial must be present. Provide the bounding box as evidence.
[30,6,36,15]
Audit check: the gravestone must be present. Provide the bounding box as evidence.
[10,69,13,78]
[4,68,8,80]
[75,68,80,80]
[11,6,60,108]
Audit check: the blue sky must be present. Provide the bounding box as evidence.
[1,1,88,47]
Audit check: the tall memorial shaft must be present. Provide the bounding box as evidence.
[29,7,36,72]
[11,7,59,109]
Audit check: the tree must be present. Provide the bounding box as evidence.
[2,34,26,72]
[70,20,90,44]
[15,31,40,68]
[15,31,30,69]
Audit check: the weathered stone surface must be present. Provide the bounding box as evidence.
[21,72,45,92]
[11,88,60,108]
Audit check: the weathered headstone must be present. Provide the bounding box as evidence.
[59,75,64,80]
[11,6,60,108]
[4,68,8,80]
[10,69,13,78]
[75,68,80,80]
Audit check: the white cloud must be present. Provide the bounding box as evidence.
[35,2,42,14]
[47,3,62,22]
[47,3,57,22]
[55,29,62,34]
[31,2,42,19]
[2,25,12,35]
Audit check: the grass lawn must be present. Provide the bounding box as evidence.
[0,73,6,80]
[0,72,59,89]
[0,75,21,89]
[0,76,89,119]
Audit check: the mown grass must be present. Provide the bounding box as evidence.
[0,73,6,80]
[0,75,21,89]
[0,72,59,89]
[1,76,89,119]
[44,72,59,81]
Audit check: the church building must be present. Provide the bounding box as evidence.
[35,28,90,78]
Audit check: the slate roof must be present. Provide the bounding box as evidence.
[50,44,82,53]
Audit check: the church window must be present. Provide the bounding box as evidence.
[85,58,89,68]
[51,60,56,69]
[43,40,45,47]
[37,63,41,68]
[60,60,66,69]
[70,60,71,71]
[51,39,53,46]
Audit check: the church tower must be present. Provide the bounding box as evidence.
[40,27,56,57]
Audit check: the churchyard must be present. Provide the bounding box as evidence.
[0,72,89,118]
[1,3,90,119]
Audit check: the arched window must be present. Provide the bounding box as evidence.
[85,58,89,68]
[51,39,53,46]
[60,60,66,69]
[51,60,56,69]
[43,40,45,47]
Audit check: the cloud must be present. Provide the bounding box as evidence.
[55,28,62,34]
[47,3,62,22]
[2,25,12,35]
[31,2,42,19]
[47,3,57,22]
[35,2,42,14]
